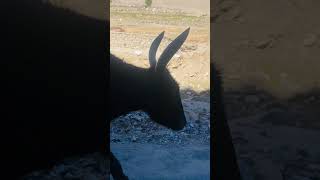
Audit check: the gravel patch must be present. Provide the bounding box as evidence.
[110,98,210,146]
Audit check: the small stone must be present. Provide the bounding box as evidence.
[280,72,288,78]
[174,54,181,58]
[134,50,142,56]
[303,34,318,47]
[255,40,272,49]
[132,136,137,142]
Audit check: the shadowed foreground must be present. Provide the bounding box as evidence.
[111,143,209,180]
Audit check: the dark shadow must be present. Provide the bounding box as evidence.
[211,63,242,180]
[221,85,320,179]
[224,86,320,130]
[1,1,108,179]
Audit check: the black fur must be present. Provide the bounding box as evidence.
[1,1,107,179]
[109,55,186,130]
[211,63,242,179]
[109,43,187,179]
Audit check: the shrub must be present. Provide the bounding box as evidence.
[145,0,152,7]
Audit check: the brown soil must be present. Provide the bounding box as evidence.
[110,5,210,93]
[212,0,320,99]
[213,1,320,180]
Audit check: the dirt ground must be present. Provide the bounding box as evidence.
[110,6,210,92]
[212,0,320,99]
[213,0,320,180]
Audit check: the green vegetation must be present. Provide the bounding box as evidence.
[145,0,152,7]
[110,9,207,26]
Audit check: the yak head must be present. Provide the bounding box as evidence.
[143,28,190,130]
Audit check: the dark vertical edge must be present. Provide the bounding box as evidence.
[210,1,213,175]
[210,0,242,179]
[106,0,111,173]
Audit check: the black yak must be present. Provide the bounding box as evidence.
[211,63,242,179]
[1,1,107,179]
[109,29,190,179]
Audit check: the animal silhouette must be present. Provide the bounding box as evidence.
[212,63,242,180]
[109,28,190,179]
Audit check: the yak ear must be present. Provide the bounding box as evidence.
[149,31,165,71]
[156,28,190,72]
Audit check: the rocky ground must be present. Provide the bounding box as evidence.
[224,89,320,180]
[110,94,210,179]
[213,0,320,179]
[22,153,107,180]
[22,1,320,180]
